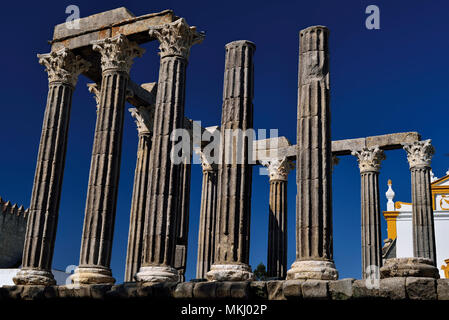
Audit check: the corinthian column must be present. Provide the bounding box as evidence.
[196,152,218,279]
[351,146,385,279]
[174,132,192,282]
[136,18,204,283]
[403,140,437,264]
[71,34,144,285]
[206,40,256,281]
[287,26,338,280]
[124,108,152,282]
[261,158,294,279]
[14,49,89,285]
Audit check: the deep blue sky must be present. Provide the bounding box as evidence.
[0,0,447,282]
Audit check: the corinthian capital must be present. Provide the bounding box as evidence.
[260,157,295,181]
[129,107,152,136]
[149,18,205,60]
[38,48,90,87]
[351,146,386,173]
[87,83,101,110]
[403,139,435,169]
[92,34,145,73]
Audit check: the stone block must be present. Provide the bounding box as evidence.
[146,282,177,298]
[301,280,329,299]
[329,278,355,300]
[267,281,285,300]
[249,281,267,299]
[282,280,303,299]
[173,282,194,299]
[379,278,406,300]
[230,281,249,299]
[437,279,449,300]
[406,277,437,300]
[107,283,139,299]
[352,280,381,299]
[215,282,232,298]
[2,285,24,299]
[89,284,112,299]
[193,282,217,299]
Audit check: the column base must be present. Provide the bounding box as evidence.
[380,257,440,279]
[135,266,179,283]
[70,266,116,285]
[13,268,56,286]
[206,264,254,281]
[286,260,338,280]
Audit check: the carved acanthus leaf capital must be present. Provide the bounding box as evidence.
[261,157,295,181]
[196,150,217,172]
[92,34,145,73]
[403,139,434,169]
[38,48,90,86]
[351,146,386,173]
[129,107,152,136]
[149,18,205,60]
[87,83,101,110]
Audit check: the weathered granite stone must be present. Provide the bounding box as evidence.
[287,26,338,281]
[266,280,285,300]
[260,158,293,279]
[173,282,194,299]
[14,49,89,286]
[352,280,381,299]
[73,34,144,285]
[406,277,437,300]
[380,257,439,278]
[2,285,24,299]
[282,280,303,299]
[193,282,217,299]
[230,282,250,299]
[403,140,437,264]
[106,283,139,299]
[207,40,256,281]
[214,282,232,298]
[196,151,218,279]
[301,280,329,300]
[329,278,355,300]
[137,18,204,283]
[352,147,385,278]
[379,278,406,300]
[148,282,177,298]
[249,281,267,299]
[125,108,152,282]
[437,279,449,300]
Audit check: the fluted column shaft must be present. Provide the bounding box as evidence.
[14,49,89,285]
[261,158,293,279]
[174,152,192,282]
[352,146,385,278]
[196,158,218,279]
[404,140,437,264]
[124,108,152,282]
[268,180,288,278]
[72,34,144,285]
[206,40,256,281]
[136,18,204,283]
[287,26,338,280]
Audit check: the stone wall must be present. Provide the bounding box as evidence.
[0,198,28,268]
[1,278,448,301]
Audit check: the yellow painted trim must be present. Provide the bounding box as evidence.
[442,259,449,279]
[383,211,399,240]
[395,201,411,209]
[432,186,449,210]
[431,174,449,186]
